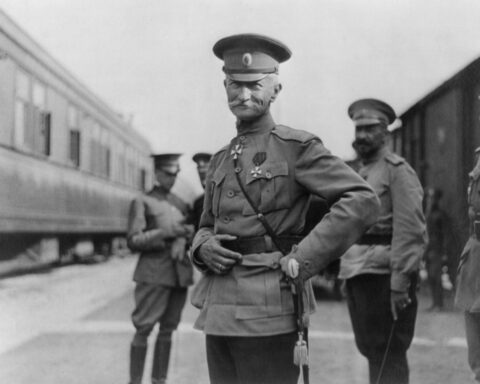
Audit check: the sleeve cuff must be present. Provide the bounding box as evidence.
[390,273,410,292]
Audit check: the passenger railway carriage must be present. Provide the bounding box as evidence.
[390,56,480,274]
[0,10,152,275]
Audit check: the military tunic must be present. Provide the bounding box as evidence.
[456,154,480,312]
[455,150,480,382]
[191,112,380,336]
[339,147,426,290]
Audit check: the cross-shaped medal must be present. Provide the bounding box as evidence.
[251,166,262,178]
[230,144,243,160]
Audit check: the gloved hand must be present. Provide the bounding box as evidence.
[280,257,300,279]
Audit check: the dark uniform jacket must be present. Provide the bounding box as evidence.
[339,147,426,292]
[456,152,480,312]
[127,187,193,287]
[191,112,380,336]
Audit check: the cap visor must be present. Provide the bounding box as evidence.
[227,73,268,82]
[354,117,384,126]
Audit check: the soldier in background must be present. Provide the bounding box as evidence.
[126,154,194,384]
[456,147,480,382]
[339,99,426,384]
[192,152,212,231]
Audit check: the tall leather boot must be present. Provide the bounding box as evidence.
[129,344,147,384]
[151,339,172,384]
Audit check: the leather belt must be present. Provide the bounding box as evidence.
[356,233,392,246]
[222,235,303,254]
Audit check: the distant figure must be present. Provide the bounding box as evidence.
[455,147,480,382]
[339,99,426,384]
[191,152,212,231]
[424,188,448,311]
[126,153,194,384]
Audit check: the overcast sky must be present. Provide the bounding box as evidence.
[2,0,480,195]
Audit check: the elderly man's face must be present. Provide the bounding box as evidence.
[224,75,281,121]
[352,123,387,158]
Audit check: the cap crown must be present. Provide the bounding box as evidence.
[213,33,291,82]
[348,98,396,126]
[152,153,182,173]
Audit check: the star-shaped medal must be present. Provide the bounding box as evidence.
[230,144,243,160]
[251,166,262,178]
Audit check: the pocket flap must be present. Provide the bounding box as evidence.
[212,170,226,185]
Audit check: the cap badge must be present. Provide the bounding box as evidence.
[242,53,252,67]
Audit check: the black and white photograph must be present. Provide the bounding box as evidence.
[1,1,480,383]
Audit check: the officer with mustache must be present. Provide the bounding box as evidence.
[189,34,380,384]
[339,99,426,384]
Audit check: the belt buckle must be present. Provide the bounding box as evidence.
[475,221,480,239]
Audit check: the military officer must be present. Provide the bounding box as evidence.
[126,153,194,384]
[455,147,480,382]
[339,99,426,384]
[190,33,380,384]
[192,152,212,231]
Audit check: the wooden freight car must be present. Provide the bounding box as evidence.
[0,10,153,275]
[390,56,480,271]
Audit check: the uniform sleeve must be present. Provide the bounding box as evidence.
[190,159,216,271]
[283,139,381,281]
[390,164,426,291]
[126,197,170,252]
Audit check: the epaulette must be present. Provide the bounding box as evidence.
[384,151,406,166]
[271,125,320,143]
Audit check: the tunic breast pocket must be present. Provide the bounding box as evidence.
[211,170,226,217]
[242,161,291,215]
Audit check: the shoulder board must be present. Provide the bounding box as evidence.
[384,152,406,166]
[271,125,320,143]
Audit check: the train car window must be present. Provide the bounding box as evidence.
[14,70,51,156]
[41,112,51,156]
[70,130,81,167]
[14,69,29,148]
[68,105,80,167]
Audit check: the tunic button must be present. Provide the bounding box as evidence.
[223,216,231,223]
[239,136,246,141]
[235,167,242,173]
[265,171,272,179]
[227,190,235,198]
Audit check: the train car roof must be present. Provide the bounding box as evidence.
[399,56,480,121]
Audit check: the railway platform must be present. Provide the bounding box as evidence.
[0,255,475,384]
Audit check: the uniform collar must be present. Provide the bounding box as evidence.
[151,185,169,197]
[236,111,276,136]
